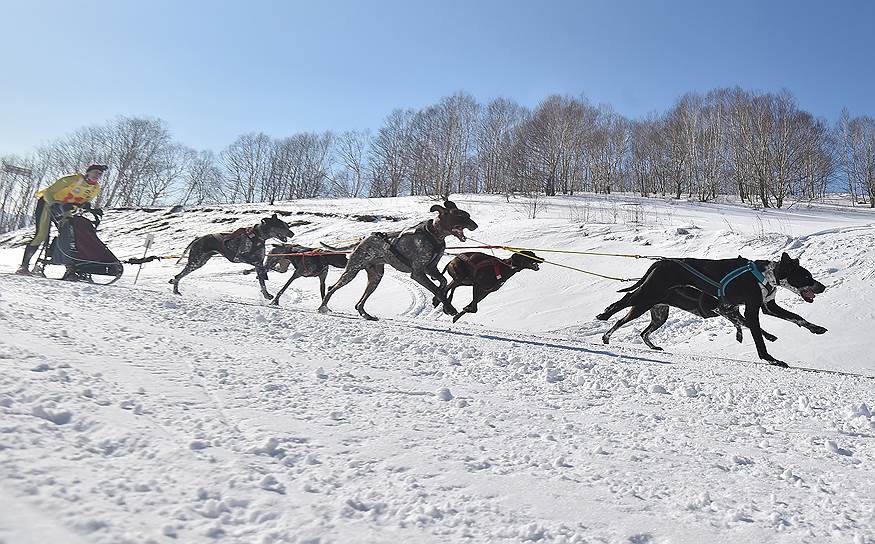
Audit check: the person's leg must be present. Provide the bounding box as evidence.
[18,199,49,274]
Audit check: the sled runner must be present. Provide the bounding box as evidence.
[34,209,123,284]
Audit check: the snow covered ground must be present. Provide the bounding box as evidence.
[1,193,874,543]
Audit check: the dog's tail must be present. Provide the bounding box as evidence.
[616,270,651,292]
[175,239,196,265]
[616,260,664,292]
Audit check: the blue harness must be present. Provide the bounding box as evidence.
[669,259,766,299]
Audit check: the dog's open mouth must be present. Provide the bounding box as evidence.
[451,227,467,242]
[532,263,540,271]
[800,288,816,303]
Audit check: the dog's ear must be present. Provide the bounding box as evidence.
[778,252,793,273]
[444,200,457,210]
[430,204,445,213]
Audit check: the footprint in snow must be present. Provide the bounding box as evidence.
[826,440,852,456]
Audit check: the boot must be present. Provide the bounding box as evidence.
[16,245,39,275]
[61,265,78,281]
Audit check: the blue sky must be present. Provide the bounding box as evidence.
[2,0,873,155]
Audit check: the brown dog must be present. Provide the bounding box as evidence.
[438,251,542,322]
[266,245,349,305]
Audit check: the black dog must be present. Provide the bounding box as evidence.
[438,250,542,323]
[597,253,826,367]
[171,214,294,299]
[318,200,478,320]
[638,286,778,351]
[264,244,349,305]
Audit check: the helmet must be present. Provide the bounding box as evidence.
[85,164,108,173]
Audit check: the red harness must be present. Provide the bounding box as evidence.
[213,226,257,254]
[469,257,506,282]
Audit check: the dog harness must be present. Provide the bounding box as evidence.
[467,256,506,283]
[213,225,259,262]
[378,220,444,269]
[669,259,766,299]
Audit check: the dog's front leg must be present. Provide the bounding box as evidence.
[426,264,448,291]
[745,303,787,367]
[717,306,778,343]
[427,264,449,308]
[763,300,827,334]
[255,265,273,300]
[462,285,488,315]
[411,270,457,316]
[454,286,487,323]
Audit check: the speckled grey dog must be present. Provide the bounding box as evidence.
[170,214,294,299]
[318,200,478,320]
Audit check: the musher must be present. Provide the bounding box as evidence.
[17,163,107,275]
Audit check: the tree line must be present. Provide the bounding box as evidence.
[2,87,874,232]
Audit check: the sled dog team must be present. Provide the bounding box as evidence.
[171,200,827,369]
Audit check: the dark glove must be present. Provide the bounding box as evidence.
[92,208,104,218]
[81,202,92,210]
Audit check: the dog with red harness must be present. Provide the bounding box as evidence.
[438,250,542,323]
[170,214,294,299]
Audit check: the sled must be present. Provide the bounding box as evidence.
[34,210,124,284]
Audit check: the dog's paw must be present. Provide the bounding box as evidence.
[432,296,441,308]
[763,332,778,342]
[735,331,743,343]
[317,306,331,314]
[808,325,827,335]
[596,313,609,321]
[768,360,789,368]
[442,304,458,316]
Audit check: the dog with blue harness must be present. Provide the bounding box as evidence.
[597,252,827,367]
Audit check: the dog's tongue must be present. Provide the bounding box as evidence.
[453,229,466,242]
[801,288,816,303]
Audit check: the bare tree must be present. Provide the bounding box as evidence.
[181,150,223,205]
[836,110,875,207]
[221,132,271,203]
[332,130,371,197]
[369,109,413,197]
[2,86,852,233]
